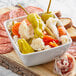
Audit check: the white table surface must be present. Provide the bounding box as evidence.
[0,0,76,76]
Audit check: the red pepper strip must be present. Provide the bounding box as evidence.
[43,35,59,45]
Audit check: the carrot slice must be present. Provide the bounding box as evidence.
[58,26,66,37]
[12,22,21,37]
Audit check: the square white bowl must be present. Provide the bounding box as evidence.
[4,16,72,66]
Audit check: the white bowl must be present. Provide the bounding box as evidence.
[4,16,72,66]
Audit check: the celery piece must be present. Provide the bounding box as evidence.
[45,27,56,39]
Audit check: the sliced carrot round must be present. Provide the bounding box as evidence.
[12,22,21,37]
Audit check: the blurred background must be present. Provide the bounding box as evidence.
[0,0,76,76]
[0,0,76,25]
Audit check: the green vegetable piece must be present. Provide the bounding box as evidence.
[34,28,43,38]
[27,13,39,28]
[45,27,56,39]
[18,39,34,54]
[41,12,55,23]
[36,14,43,30]
[27,13,43,38]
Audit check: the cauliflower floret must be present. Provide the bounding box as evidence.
[28,25,34,38]
[7,21,17,31]
[7,24,12,31]
[38,45,51,51]
[60,35,70,44]
[46,17,59,39]
[19,20,34,39]
[31,38,45,50]
[13,35,18,46]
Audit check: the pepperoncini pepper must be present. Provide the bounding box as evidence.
[27,13,44,38]
[41,12,55,23]
[18,39,34,54]
[36,14,44,30]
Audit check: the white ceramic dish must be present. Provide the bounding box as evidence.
[4,15,72,66]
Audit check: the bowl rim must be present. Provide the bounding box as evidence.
[4,15,72,56]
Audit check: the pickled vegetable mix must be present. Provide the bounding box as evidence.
[8,11,70,54]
